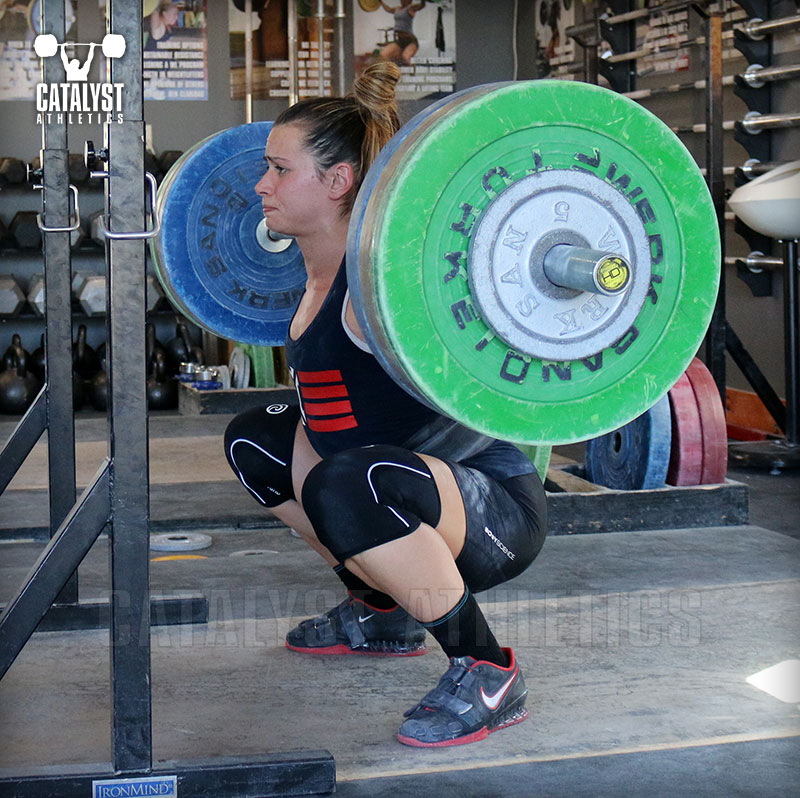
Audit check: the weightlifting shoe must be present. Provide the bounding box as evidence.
[398,648,528,747]
[285,595,427,656]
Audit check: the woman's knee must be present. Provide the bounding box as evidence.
[301,446,442,562]
[224,404,299,507]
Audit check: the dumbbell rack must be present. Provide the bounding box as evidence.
[0,1,335,795]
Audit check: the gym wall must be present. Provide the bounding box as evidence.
[0,0,797,401]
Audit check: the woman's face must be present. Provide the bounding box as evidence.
[254,124,334,238]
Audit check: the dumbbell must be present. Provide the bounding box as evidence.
[76,273,163,315]
[77,274,107,316]
[0,275,26,317]
[10,211,42,250]
[28,272,89,317]
[0,158,27,186]
[87,210,105,246]
[33,33,126,60]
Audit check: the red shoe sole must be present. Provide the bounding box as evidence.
[397,708,529,748]
[285,641,427,657]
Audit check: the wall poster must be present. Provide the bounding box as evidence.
[352,0,456,100]
[0,0,77,100]
[141,1,208,101]
[228,0,333,101]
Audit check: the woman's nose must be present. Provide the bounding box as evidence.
[255,170,271,196]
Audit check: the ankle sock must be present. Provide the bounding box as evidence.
[421,587,508,667]
[333,563,399,611]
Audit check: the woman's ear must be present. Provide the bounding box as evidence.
[328,161,355,201]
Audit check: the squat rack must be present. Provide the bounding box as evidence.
[0,1,335,795]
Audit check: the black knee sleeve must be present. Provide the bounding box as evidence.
[301,445,442,562]
[224,402,299,507]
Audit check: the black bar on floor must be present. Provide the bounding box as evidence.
[0,462,111,680]
[725,321,787,432]
[0,594,209,633]
[0,752,336,798]
[0,389,46,494]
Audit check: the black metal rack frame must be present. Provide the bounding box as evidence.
[0,1,335,795]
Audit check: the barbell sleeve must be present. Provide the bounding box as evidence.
[742,14,800,40]
[542,246,632,296]
[742,62,800,88]
[738,159,787,179]
[568,0,713,35]
[601,28,735,64]
[624,75,734,100]
[740,111,800,134]
[725,253,784,272]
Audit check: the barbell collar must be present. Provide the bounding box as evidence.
[256,219,294,253]
[543,246,632,297]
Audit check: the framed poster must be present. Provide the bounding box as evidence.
[352,0,456,100]
[228,0,332,101]
[142,1,208,100]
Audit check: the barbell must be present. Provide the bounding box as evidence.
[33,33,126,60]
[150,80,720,445]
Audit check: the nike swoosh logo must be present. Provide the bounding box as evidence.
[358,614,375,623]
[480,672,517,710]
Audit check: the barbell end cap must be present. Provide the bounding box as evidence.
[543,245,633,296]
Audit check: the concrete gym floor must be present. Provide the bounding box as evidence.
[0,412,799,797]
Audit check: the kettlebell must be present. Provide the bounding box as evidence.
[30,334,46,381]
[72,324,101,380]
[3,334,30,372]
[0,347,41,414]
[90,369,108,411]
[147,350,178,410]
[165,321,203,373]
[146,322,167,370]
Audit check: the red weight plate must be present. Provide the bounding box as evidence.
[685,358,729,484]
[666,371,703,486]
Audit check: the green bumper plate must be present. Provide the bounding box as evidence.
[351,80,720,445]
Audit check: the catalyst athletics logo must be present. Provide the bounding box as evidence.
[33,33,126,124]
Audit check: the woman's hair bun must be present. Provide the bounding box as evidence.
[352,60,402,120]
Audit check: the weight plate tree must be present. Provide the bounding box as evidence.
[349,80,720,445]
[150,122,307,347]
